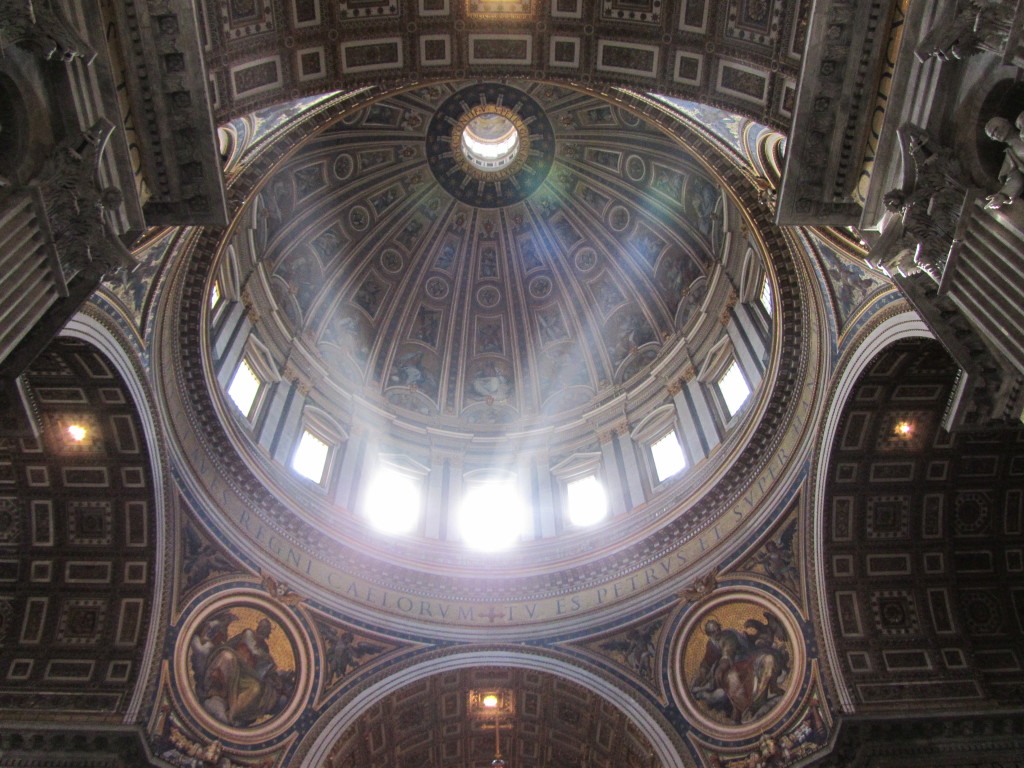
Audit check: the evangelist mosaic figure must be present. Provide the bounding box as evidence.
[189,610,297,728]
[689,611,791,725]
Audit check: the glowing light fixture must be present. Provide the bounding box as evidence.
[469,690,514,768]
[458,480,526,551]
[67,424,87,441]
[895,421,913,436]
[365,466,421,535]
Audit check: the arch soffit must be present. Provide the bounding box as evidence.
[63,311,175,723]
[297,648,694,768]
[203,10,805,131]
[807,305,933,713]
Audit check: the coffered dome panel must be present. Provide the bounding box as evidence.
[253,82,729,432]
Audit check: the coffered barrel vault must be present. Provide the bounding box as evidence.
[197,0,808,130]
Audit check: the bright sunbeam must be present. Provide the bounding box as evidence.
[365,467,421,535]
[567,475,608,527]
[458,481,526,551]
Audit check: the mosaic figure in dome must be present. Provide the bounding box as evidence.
[480,246,498,277]
[469,360,513,402]
[273,249,322,310]
[689,180,721,237]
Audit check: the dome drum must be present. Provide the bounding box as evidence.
[163,80,798,633]
[208,209,772,555]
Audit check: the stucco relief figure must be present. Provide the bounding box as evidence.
[688,611,791,725]
[599,622,660,683]
[983,113,1024,210]
[916,0,1014,62]
[190,611,297,728]
[0,0,95,62]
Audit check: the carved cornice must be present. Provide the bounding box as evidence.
[106,1,227,226]
[0,724,161,767]
[777,0,901,225]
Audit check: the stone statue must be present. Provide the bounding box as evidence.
[869,125,965,283]
[983,112,1024,210]
[0,0,96,63]
[916,0,1016,62]
[30,119,134,280]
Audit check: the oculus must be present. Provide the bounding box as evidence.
[426,82,554,207]
[454,105,528,177]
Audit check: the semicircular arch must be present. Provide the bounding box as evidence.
[810,306,931,712]
[298,648,694,768]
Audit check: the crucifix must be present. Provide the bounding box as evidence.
[479,691,513,767]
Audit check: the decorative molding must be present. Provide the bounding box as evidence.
[0,0,95,62]
[777,0,900,225]
[105,0,228,226]
[0,724,162,767]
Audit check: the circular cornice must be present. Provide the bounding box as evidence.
[154,80,826,639]
[453,107,527,177]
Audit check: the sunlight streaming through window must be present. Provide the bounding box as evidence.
[365,466,422,535]
[458,481,526,551]
[718,360,751,417]
[292,430,330,483]
[227,359,261,418]
[651,431,686,482]
[760,277,772,316]
[567,474,608,527]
